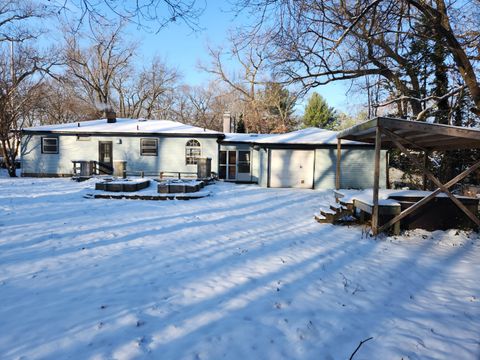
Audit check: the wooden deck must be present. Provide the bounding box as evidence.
[333,189,479,234]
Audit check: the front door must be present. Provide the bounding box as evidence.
[99,141,113,167]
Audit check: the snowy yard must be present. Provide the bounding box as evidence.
[0,174,479,360]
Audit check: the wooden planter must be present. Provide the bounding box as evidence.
[95,180,150,192]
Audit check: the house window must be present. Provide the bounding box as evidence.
[41,137,58,154]
[140,138,158,156]
[186,139,201,165]
[238,151,251,173]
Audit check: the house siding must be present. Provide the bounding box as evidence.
[21,134,219,176]
[258,148,269,187]
[251,148,259,183]
[314,148,387,189]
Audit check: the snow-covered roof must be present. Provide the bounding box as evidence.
[222,133,274,143]
[253,127,367,146]
[23,118,223,136]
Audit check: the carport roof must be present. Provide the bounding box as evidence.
[337,117,480,151]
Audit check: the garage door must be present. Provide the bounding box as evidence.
[269,149,314,188]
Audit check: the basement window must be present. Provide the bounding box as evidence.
[41,137,58,154]
[185,139,201,165]
[140,138,158,156]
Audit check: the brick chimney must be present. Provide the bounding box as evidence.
[105,108,116,123]
[223,112,234,133]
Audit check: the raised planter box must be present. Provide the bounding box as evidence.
[157,180,204,194]
[95,179,150,192]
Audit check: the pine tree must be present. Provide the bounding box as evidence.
[430,30,449,124]
[303,93,337,129]
[236,114,246,133]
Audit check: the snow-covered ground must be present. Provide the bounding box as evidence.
[0,172,479,359]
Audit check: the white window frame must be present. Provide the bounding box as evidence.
[41,137,58,154]
[185,139,201,165]
[140,138,158,156]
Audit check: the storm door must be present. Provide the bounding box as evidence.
[98,141,113,168]
[219,150,237,180]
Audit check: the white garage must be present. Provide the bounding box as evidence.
[269,149,314,188]
[254,127,387,190]
[220,127,387,190]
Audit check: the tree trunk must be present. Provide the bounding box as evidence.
[7,164,17,177]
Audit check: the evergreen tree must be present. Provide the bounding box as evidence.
[303,92,337,129]
[430,31,449,124]
[236,114,246,133]
[260,82,297,132]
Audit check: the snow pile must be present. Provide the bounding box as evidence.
[0,173,479,359]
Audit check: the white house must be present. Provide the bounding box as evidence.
[21,114,386,189]
[21,117,223,178]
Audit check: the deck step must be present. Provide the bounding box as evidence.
[329,203,348,213]
[320,207,336,216]
[339,200,354,211]
[314,213,331,223]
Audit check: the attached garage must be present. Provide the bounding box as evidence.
[268,149,314,188]
[254,128,387,190]
[220,127,387,190]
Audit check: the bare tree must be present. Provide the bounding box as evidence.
[114,58,179,118]
[234,0,480,121]
[53,0,205,32]
[0,1,58,177]
[29,78,98,125]
[0,44,57,176]
[201,37,267,132]
[201,35,298,132]
[64,22,135,113]
[175,82,234,131]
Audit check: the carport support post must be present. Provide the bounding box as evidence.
[372,126,382,235]
[422,151,429,190]
[336,139,342,190]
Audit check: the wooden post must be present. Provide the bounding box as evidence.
[386,150,390,189]
[336,139,342,190]
[422,151,429,190]
[372,126,382,235]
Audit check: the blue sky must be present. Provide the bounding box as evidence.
[126,2,364,114]
[46,2,364,115]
